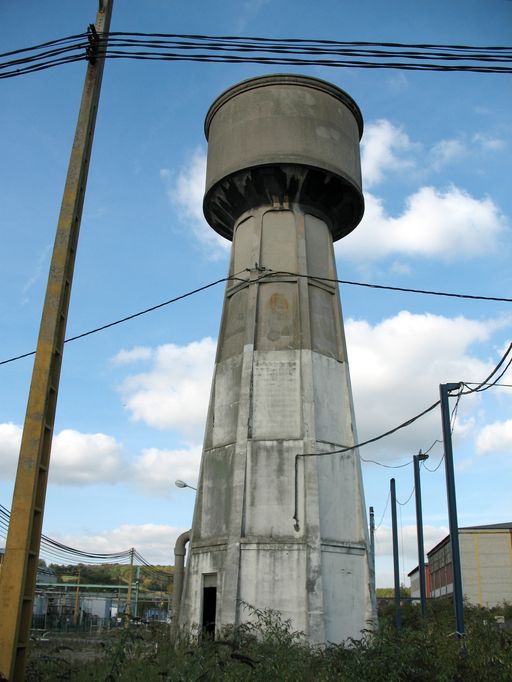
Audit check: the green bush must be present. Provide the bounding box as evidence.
[26,601,512,681]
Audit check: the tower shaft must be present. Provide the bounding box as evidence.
[180,75,375,642]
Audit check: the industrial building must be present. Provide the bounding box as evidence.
[410,523,512,607]
[407,564,430,601]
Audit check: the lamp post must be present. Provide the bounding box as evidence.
[175,480,197,491]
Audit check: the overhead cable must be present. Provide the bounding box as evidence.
[1,32,511,78]
[461,343,512,395]
[397,486,415,506]
[0,503,173,574]
[298,340,510,462]
[375,491,391,531]
[1,270,510,368]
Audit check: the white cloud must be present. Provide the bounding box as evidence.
[117,337,216,438]
[164,148,228,258]
[389,261,412,276]
[338,185,506,262]
[0,423,200,496]
[0,424,124,485]
[346,311,507,455]
[375,524,448,584]
[112,346,153,365]
[0,423,22,478]
[48,523,186,565]
[132,446,201,494]
[361,119,417,188]
[50,430,124,485]
[20,243,51,305]
[476,419,512,454]
[235,0,271,31]
[429,138,466,170]
[472,133,506,152]
[376,524,448,562]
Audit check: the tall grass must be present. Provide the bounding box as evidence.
[27,599,512,681]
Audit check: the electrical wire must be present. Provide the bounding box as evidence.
[448,386,463,434]
[463,356,512,396]
[300,399,441,459]
[1,504,173,576]
[2,270,509,368]
[0,504,132,563]
[460,343,512,395]
[375,491,391,531]
[0,276,231,366]
[397,486,416,506]
[281,270,512,304]
[464,381,512,389]
[422,454,445,473]
[423,439,443,456]
[296,338,508,507]
[1,32,511,79]
[419,439,444,472]
[360,456,413,469]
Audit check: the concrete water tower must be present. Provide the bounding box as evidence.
[179,74,376,643]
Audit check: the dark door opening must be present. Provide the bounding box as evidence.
[202,586,217,637]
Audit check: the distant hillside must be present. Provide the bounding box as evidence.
[43,562,174,591]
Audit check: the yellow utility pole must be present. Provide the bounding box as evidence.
[0,2,113,679]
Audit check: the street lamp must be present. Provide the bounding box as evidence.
[175,480,197,491]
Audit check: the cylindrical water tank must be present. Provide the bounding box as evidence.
[203,74,364,241]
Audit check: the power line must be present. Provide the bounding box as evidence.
[397,486,415,506]
[0,276,231,366]
[423,439,443,455]
[360,456,413,469]
[375,491,391,531]
[461,343,512,395]
[1,32,511,79]
[422,454,445,473]
[0,503,173,575]
[2,270,509,368]
[297,341,510,465]
[301,399,441,459]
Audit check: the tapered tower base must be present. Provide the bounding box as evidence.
[179,76,376,642]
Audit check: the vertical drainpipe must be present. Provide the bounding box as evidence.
[171,530,191,641]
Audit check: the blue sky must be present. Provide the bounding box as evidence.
[1,0,511,587]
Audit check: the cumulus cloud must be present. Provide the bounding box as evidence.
[429,138,466,170]
[132,446,201,494]
[337,185,506,262]
[375,524,448,585]
[21,243,51,305]
[162,148,228,258]
[117,337,216,438]
[346,311,507,455]
[50,523,186,565]
[361,119,417,188]
[376,524,448,562]
[0,424,124,485]
[476,419,512,454]
[50,431,124,485]
[112,346,153,364]
[0,423,22,478]
[472,133,506,152]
